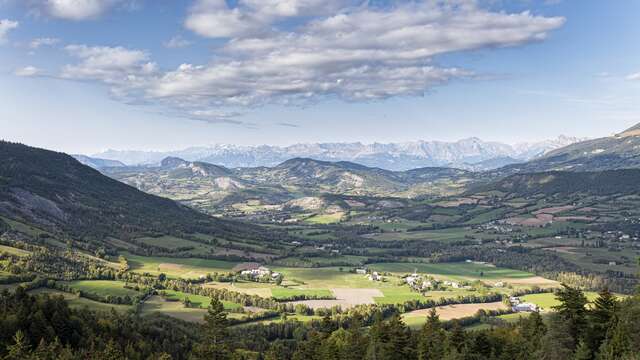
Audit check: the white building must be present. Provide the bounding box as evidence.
[513,303,538,312]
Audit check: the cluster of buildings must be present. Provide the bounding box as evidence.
[405,273,433,291]
[238,264,281,281]
[355,268,384,281]
[509,296,538,312]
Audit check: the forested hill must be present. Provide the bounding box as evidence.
[475,169,640,197]
[0,141,270,242]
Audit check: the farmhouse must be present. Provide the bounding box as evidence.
[241,266,272,278]
[355,268,367,274]
[513,303,538,312]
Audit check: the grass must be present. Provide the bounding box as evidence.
[0,216,48,237]
[140,295,207,323]
[271,288,333,300]
[60,280,140,298]
[28,288,131,313]
[521,292,602,310]
[136,235,208,250]
[305,213,344,224]
[272,267,397,289]
[374,288,424,304]
[367,227,476,242]
[369,262,534,281]
[124,253,238,279]
[0,245,31,257]
[160,290,241,310]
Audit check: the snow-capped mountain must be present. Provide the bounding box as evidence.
[93,136,584,171]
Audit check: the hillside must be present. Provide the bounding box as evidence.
[497,122,640,173]
[104,157,473,214]
[0,141,271,243]
[474,169,640,197]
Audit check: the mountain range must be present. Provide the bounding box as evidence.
[90,136,583,171]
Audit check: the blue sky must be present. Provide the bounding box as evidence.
[0,0,639,154]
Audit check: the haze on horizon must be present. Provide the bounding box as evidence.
[1,0,639,154]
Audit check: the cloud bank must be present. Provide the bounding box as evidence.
[56,0,565,122]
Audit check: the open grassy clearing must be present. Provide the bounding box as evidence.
[0,216,48,237]
[204,281,274,297]
[160,289,241,310]
[136,235,212,250]
[402,302,508,329]
[140,295,207,323]
[271,288,333,300]
[304,213,344,224]
[272,267,398,289]
[124,253,238,278]
[365,227,476,242]
[369,262,534,281]
[60,280,140,298]
[521,292,602,310]
[0,245,31,257]
[374,287,424,305]
[28,288,132,313]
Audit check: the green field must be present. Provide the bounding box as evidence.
[160,290,241,310]
[374,287,424,304]
[0,245,31,257]
[304,213,345,224]
[367,227,475,242]
[271,288,333,300]
[28,288,131,313]
[521,292,601,310]
[369,262,534,281]
[136,235,211,250]
[60,280,140,298]
[272,267,397,289]
[124,253,238,278]
[140,295,208,323]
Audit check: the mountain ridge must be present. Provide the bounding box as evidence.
[92,136,583,171]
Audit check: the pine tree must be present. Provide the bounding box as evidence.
[191,296,231,360]
[553,284,588,349]
[417,308,446,360]
[4,330,31,360]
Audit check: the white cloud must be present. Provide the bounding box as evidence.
[0,19,18,44]
[38,0,120,20]
[29,37,60,49]
[627,72,640,81]
[164,36,192,49]
[61,45,157,100]
[58,1,565,123]
[15,66,42,76]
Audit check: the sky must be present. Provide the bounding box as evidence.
[0,0,639,154]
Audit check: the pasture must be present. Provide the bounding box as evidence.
[369,262,535,282]
[60,280,140,298]
[402,302,508,329]
[124,253,238,278]
[0,245,31,257]
[271,288,333,300]
[28,288,131,313]
[159,289,242,310]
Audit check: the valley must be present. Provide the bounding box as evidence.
[1,125,640,358]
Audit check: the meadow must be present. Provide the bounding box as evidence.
[124,253,238,278]
[159,289,242,310]
[59,280,141,298]
[28,288,132,313]
[369,262,534,281]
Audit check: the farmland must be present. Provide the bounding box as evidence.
[124,253,238,278]
[59,280,141,298]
